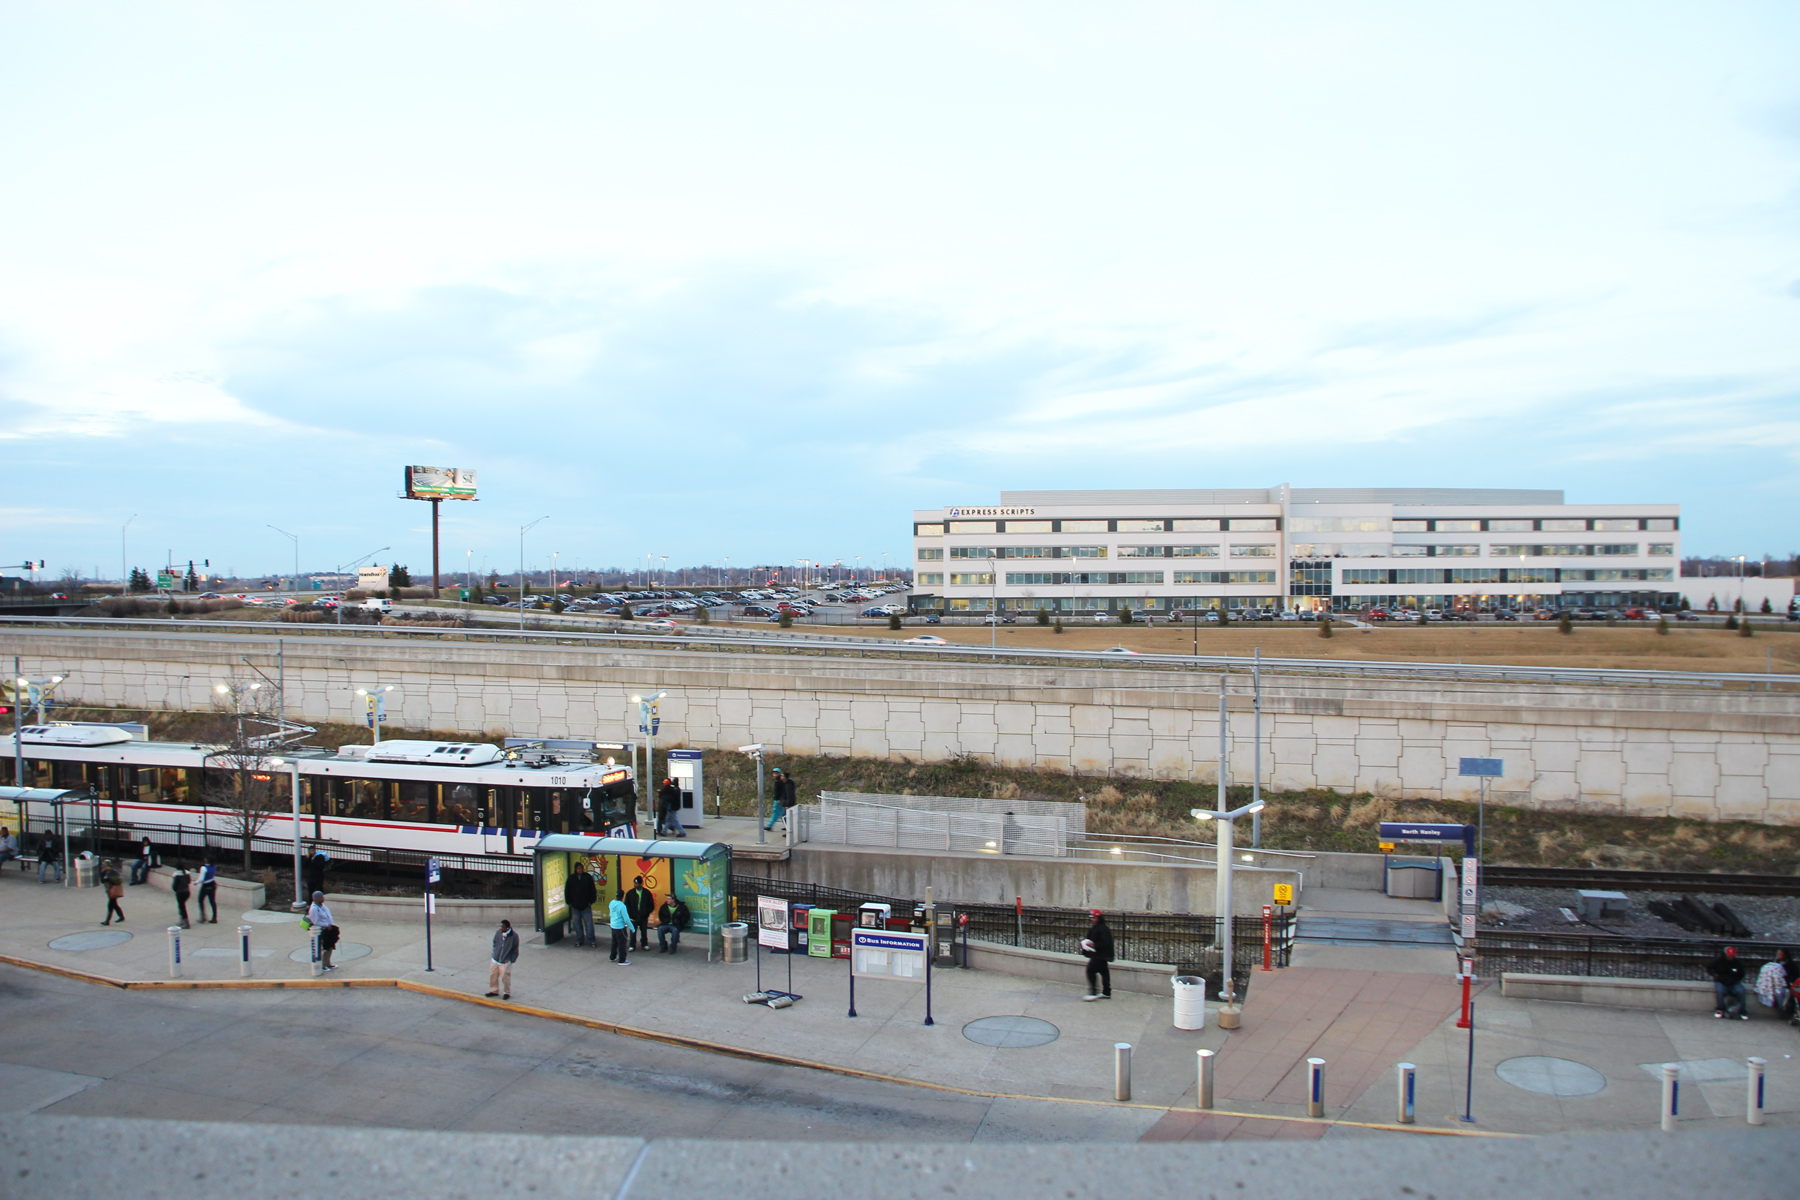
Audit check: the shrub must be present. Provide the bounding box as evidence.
[887,613,901,629]
[778,611,793,628]
[1558,613,1573,635]
[619,603,634,621]
[165,599,179,615]
[1036,610,1050,626]
[696,605,712,625]
[1317,616,1333,639]
[549,599,565,614]
[1119,608,1134,624]
[1657,617,1669,635]
[1053,619,1064,634]
[470,584,484,602]
[346,589,368,601]
[1740,617,1753,638]
[1762,597,1774,614]
[1725,614,1739,630]
[1416,613,1428,626]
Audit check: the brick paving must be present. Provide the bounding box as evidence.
[1140,965,1472,1142]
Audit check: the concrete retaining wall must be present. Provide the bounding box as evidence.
[319,894,534,926]
[734,845,1299,915]
[142,866,266,912]
[1498,973,1783,1015]
[961,941,1188,998]
[9,627,1798,824]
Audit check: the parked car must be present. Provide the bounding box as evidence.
[1202,611,1221,623]
[903,635,948,645]
[1492,609,1518,621]
[1100,646,1140,655]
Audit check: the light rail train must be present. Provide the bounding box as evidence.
[4,723,641,858]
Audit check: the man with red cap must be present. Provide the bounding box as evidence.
[1708,945,1748,1019]
[1081,909,1114,1001]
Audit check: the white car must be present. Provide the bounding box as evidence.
[903,635,948,645]
[642,619,680,631]
[1100,646,1140,655]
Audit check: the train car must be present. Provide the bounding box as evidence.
[4,723,639,860]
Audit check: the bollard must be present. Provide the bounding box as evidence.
[1307,1057,1326,1118]
[310,926,323,978]
[1196,1048,1215,1110]
[167,926,182,979]
[1660,1063,1679,1132]
[238,925,253,978]
[1396,1062,1416,1124]
[1747,1057,1765,1127]
[1114,1043,1132,1102]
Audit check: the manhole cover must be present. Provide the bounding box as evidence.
[1495,1056,1606,1096]
[241,910,303,924]
[963,1015,1060,1048]
[49,930,132,952]
[287,942,374,964]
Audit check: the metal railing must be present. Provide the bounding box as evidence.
[1475,929,1792,980]
[818,790,1087,834]
[796,800,1072,857]
[4,612,1794,691]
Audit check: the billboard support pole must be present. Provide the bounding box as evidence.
[431,498,441,598]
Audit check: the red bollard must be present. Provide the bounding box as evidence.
[1455,958,1473,1029]
[1261,904,1273,971]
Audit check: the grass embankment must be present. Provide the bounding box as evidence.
[62,707,1800,877]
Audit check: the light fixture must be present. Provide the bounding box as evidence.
[1241,853,1254,863]
[1110,847,1123,855]
[985,840,997,848]
[1191,809,1214,821]
[215,684,229,694]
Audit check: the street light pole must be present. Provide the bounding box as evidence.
[270,756,305,909]
[989,554,998,658]
[520,517,548,631]
[630,690,668,832]
[122,514,136,588]
[354,684,398,744]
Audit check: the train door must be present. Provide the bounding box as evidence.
[491,787,518,855]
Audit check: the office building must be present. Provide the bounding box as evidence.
[910,486,1680,616]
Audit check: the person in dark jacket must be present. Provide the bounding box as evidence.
[1709,945,1748,1018]
[487,919,520,1000]
[625,876,655,951]
[302,850,328,900]
[765,768,797,830]
[36,829,62,883]
[129,836,154,885]
[101,860,126,925]
[170,865,192,928]
[564,863,598,947]
[657,893,690,954]
[1081,909,1115,1001]
[656,779,682,837]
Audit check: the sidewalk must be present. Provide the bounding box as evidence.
[2,871,1791,1139]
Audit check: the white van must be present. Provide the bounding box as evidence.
[361,597,392,614]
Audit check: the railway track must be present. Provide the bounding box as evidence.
[1485,865,1800,897]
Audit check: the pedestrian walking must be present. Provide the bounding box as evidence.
[196,855,219,923]
[101,860,126,925]
[36,828,62,883]
[307,891,339,971]
[1709,945,1749,1019]
[625,876,655,951]
[1081,908,1114,1001]
[487,918,520,1000]
[302,850,329,901]
[565,861,598,947]
[170,864,192,928]
[607,890,632,965]
[764,767,795,831]
[129,835,154,884]
[656,778,681,836]
[657,893,689,954]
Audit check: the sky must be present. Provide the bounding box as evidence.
[2,2,1797,583]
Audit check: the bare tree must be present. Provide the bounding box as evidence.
[203,680,286,874]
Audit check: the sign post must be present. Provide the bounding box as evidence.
[849,928,932,1026]
[756,894,799,1002]
[1261,904,1273,972]
[425,857,440,972]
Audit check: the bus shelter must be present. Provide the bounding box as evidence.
[0,785,98,880]
[533,834,732,961]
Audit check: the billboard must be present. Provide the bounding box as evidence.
[404,465,477,500]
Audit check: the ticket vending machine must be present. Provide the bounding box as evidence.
[668,748,704,830]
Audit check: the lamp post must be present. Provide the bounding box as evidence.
[1192,671,1264,1009]
[269,755,305,909]
[1737,555,1747,615]
[269,525,298,592]
[465,549,473,596]
[988,554,999,658]
[122,513,137,588]
[354,684,398,744]
[334,546,389,624]
[552,551,558,597]
[630,690,668,830]
[519,517,548,630]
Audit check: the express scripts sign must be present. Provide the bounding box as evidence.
[947,507,1035,518]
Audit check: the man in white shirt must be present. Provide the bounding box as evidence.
[307,891,340,971]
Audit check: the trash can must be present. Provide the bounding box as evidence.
[74,854,99,889]
[722,921,749,963]
[1172,975,1207,1030]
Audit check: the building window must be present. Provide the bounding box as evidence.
[1171,519,1221,532]
[1342,569,1391,585]
[1392,544,1429,557]
[1396,569,1446,585]
[1289,563,1332,595]
[1174,571,1224,584]
[996,546,1055,559]
[1063,545,1107,558]
[948,573,993,586]
[917,573,943,586]
[1114,571,1164,585]
[1289,515,1390,533]
[1059,520,1108,533]
[1170,545,1219,558]
[948,521,997,534]
[1230,544,1276,557]
[1432,519,1481,532]
[1434,545,1480,557]
[1004,520,1053,534]
[949,546,996,558]
[915,523,944,536]
[1540,518,1586,532]
[1005,573,1067,585]
[1648,543,1674,556]
[1647,568,1672,580]
[1487,519,1533,532]
[916,548,944,561]
[1392,520,1428,533]
[1595,544,1639,556]
[1227,571,1277,584]
[1289,543,1389,558]
[1593,519,1638,532]
[1228,518,1279,532]
[1645,518,1676,531]
[1116,519,1165,533]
